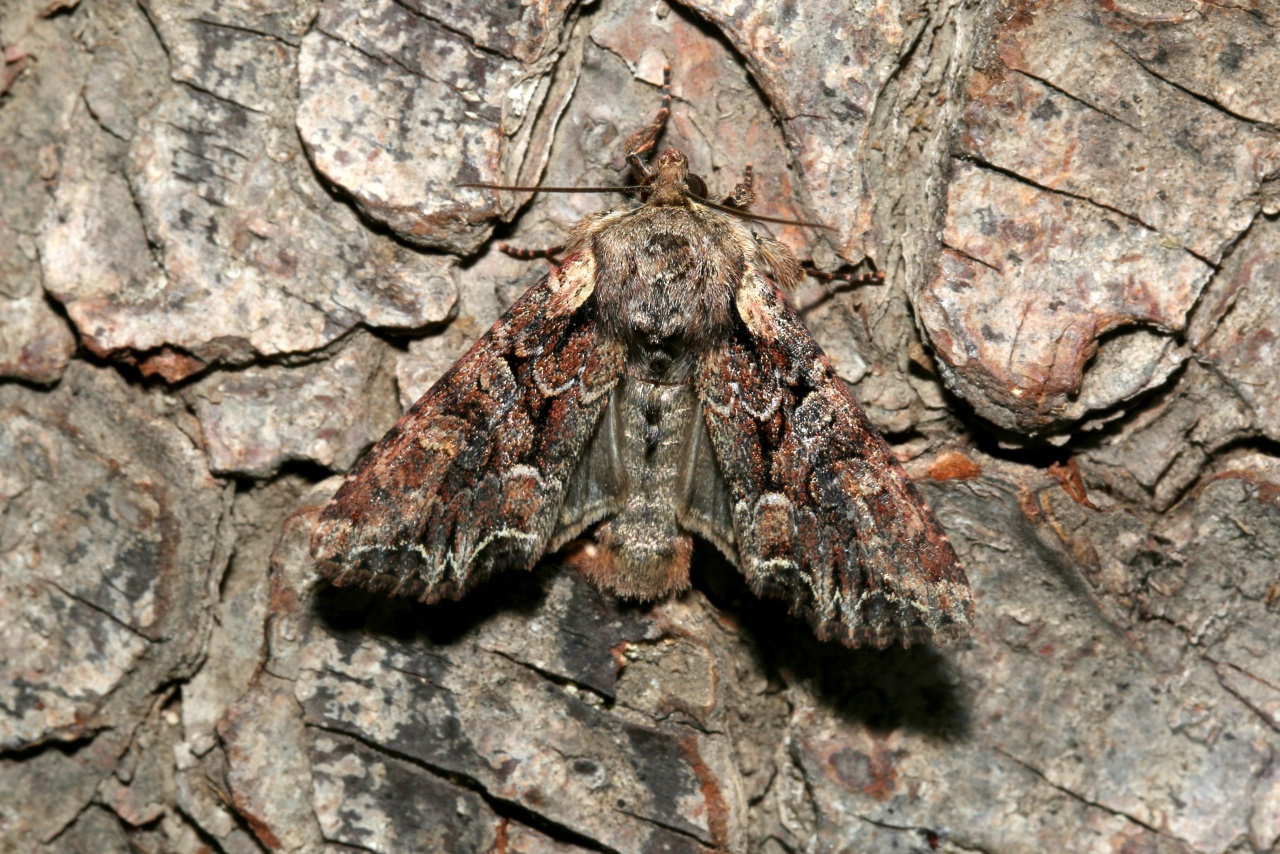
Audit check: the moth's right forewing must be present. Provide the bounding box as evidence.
[695,271,973,648]
[311,256,625,602]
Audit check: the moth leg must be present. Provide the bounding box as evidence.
[722,164,755,209]
[781,261,884,305]
[801,263,886,288]
[499,242,565,266]
[623,64,672,179]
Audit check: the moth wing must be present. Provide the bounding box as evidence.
[551,382,629,548]
[695,271,973,648]
[312,257,625,602]
[675,407,738,561]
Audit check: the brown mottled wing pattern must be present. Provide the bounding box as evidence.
[696,271,973,648]
[312,255,624,602]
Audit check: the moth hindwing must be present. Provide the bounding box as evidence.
[312,80,972,649]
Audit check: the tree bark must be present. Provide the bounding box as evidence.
[2,0,1279,852]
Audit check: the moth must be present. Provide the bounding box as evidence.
[311,74,973,648]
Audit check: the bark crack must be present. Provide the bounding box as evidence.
[1211,659,1280,735]
[1011,67,1140,132]
[483,647,615,705]
[614,805,712,848]
[991,745,1182,843]
[954,155,1218,268]
[192,16,302,49]
[175,77,266,116]
[1114,41,1274,130]
[315,24,426,85]
[939,238,1002,272]
[387,0,514,62]
[41,578,149,642]
[306,722,619,852]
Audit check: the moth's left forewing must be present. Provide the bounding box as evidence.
[311,255,625,601]
[696,270,973,648]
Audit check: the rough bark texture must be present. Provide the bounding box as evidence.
[3,0,1279,852]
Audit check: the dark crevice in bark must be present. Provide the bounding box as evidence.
[42,577,150,641]
[0,731,103,763]
[313,22,435,85]
[173,77,266,116]
[1212,659,1280,736]
[614,805,712,847]
[175,799,267,854]
[939,239,1000,273]
[1183,209,1263,347]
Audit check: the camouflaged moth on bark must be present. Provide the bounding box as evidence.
[311,75,973,649]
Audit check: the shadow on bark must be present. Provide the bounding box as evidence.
[311,562,556,647]
[693,548,971,740]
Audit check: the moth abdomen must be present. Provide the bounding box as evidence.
[570,375,702,600]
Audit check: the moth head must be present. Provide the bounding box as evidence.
[647,148,702,207]
[642,148,828,236]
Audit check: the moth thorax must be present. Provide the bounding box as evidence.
[624,336,700,384]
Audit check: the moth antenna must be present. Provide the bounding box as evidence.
[459,182,646,195]
[693,195,830,229]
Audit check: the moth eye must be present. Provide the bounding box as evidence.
[686,174,708,199]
